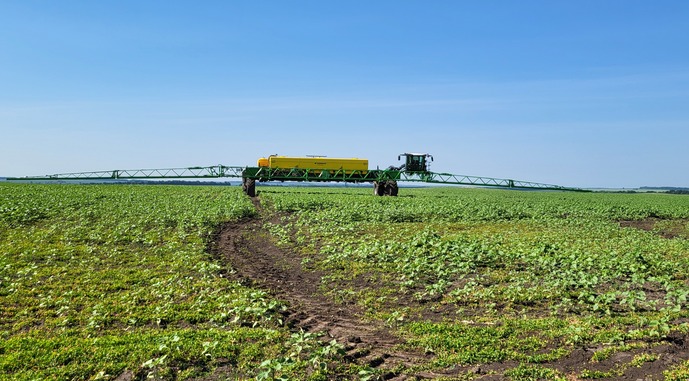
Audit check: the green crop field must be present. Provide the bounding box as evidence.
[3,183,689,380]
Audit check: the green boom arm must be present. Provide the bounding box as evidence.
[9,165,586,193]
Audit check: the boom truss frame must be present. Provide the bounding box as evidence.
[14,165,245,180]
[10,165,585,192]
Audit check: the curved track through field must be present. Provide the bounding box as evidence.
[209,197,689,380]
[211,198,437,379]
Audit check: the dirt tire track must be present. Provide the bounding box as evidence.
[210,198,689,380]
[213,200,431,379]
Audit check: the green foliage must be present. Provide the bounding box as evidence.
[402,318,568,366]
[665,359,689,381]
[5,184,689,379]
[259,186,689,377]
[0,183,348,380]
[265,188,689,316]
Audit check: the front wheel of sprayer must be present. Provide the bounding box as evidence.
[385,181,398,196]
[373,181,384,196]
[373,181,397,196]
[242,178,256,197]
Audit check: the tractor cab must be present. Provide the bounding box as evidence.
[398,153,433,173]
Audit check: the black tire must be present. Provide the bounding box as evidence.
[373,181,385,196]
[242,178,256,197]
[385,181,398,196]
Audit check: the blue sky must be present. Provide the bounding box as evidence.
[1,1,688,188]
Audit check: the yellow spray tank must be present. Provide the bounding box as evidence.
[258,155,368,174]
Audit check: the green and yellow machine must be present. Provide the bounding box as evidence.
[10,153,587,195]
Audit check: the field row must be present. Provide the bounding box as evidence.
[0,184,356,380]
[261,187,689,379]
[3,183,689,379]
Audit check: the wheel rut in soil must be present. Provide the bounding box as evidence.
[212,199,431,379]
[211,198,689,380]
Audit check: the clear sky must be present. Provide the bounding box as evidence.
[2,1,688,188]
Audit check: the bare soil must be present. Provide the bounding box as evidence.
[207,199,689,380]
[211,211,433,379]
[620,218,688,239]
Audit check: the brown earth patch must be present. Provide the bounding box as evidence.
[205,198,689,380]
[619,218,688,239]
[210,201,437,379]
[619,219,657,232]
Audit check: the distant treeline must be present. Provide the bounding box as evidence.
[607,187,689,195]
[640,186,689,191]
[640,187,689,195]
